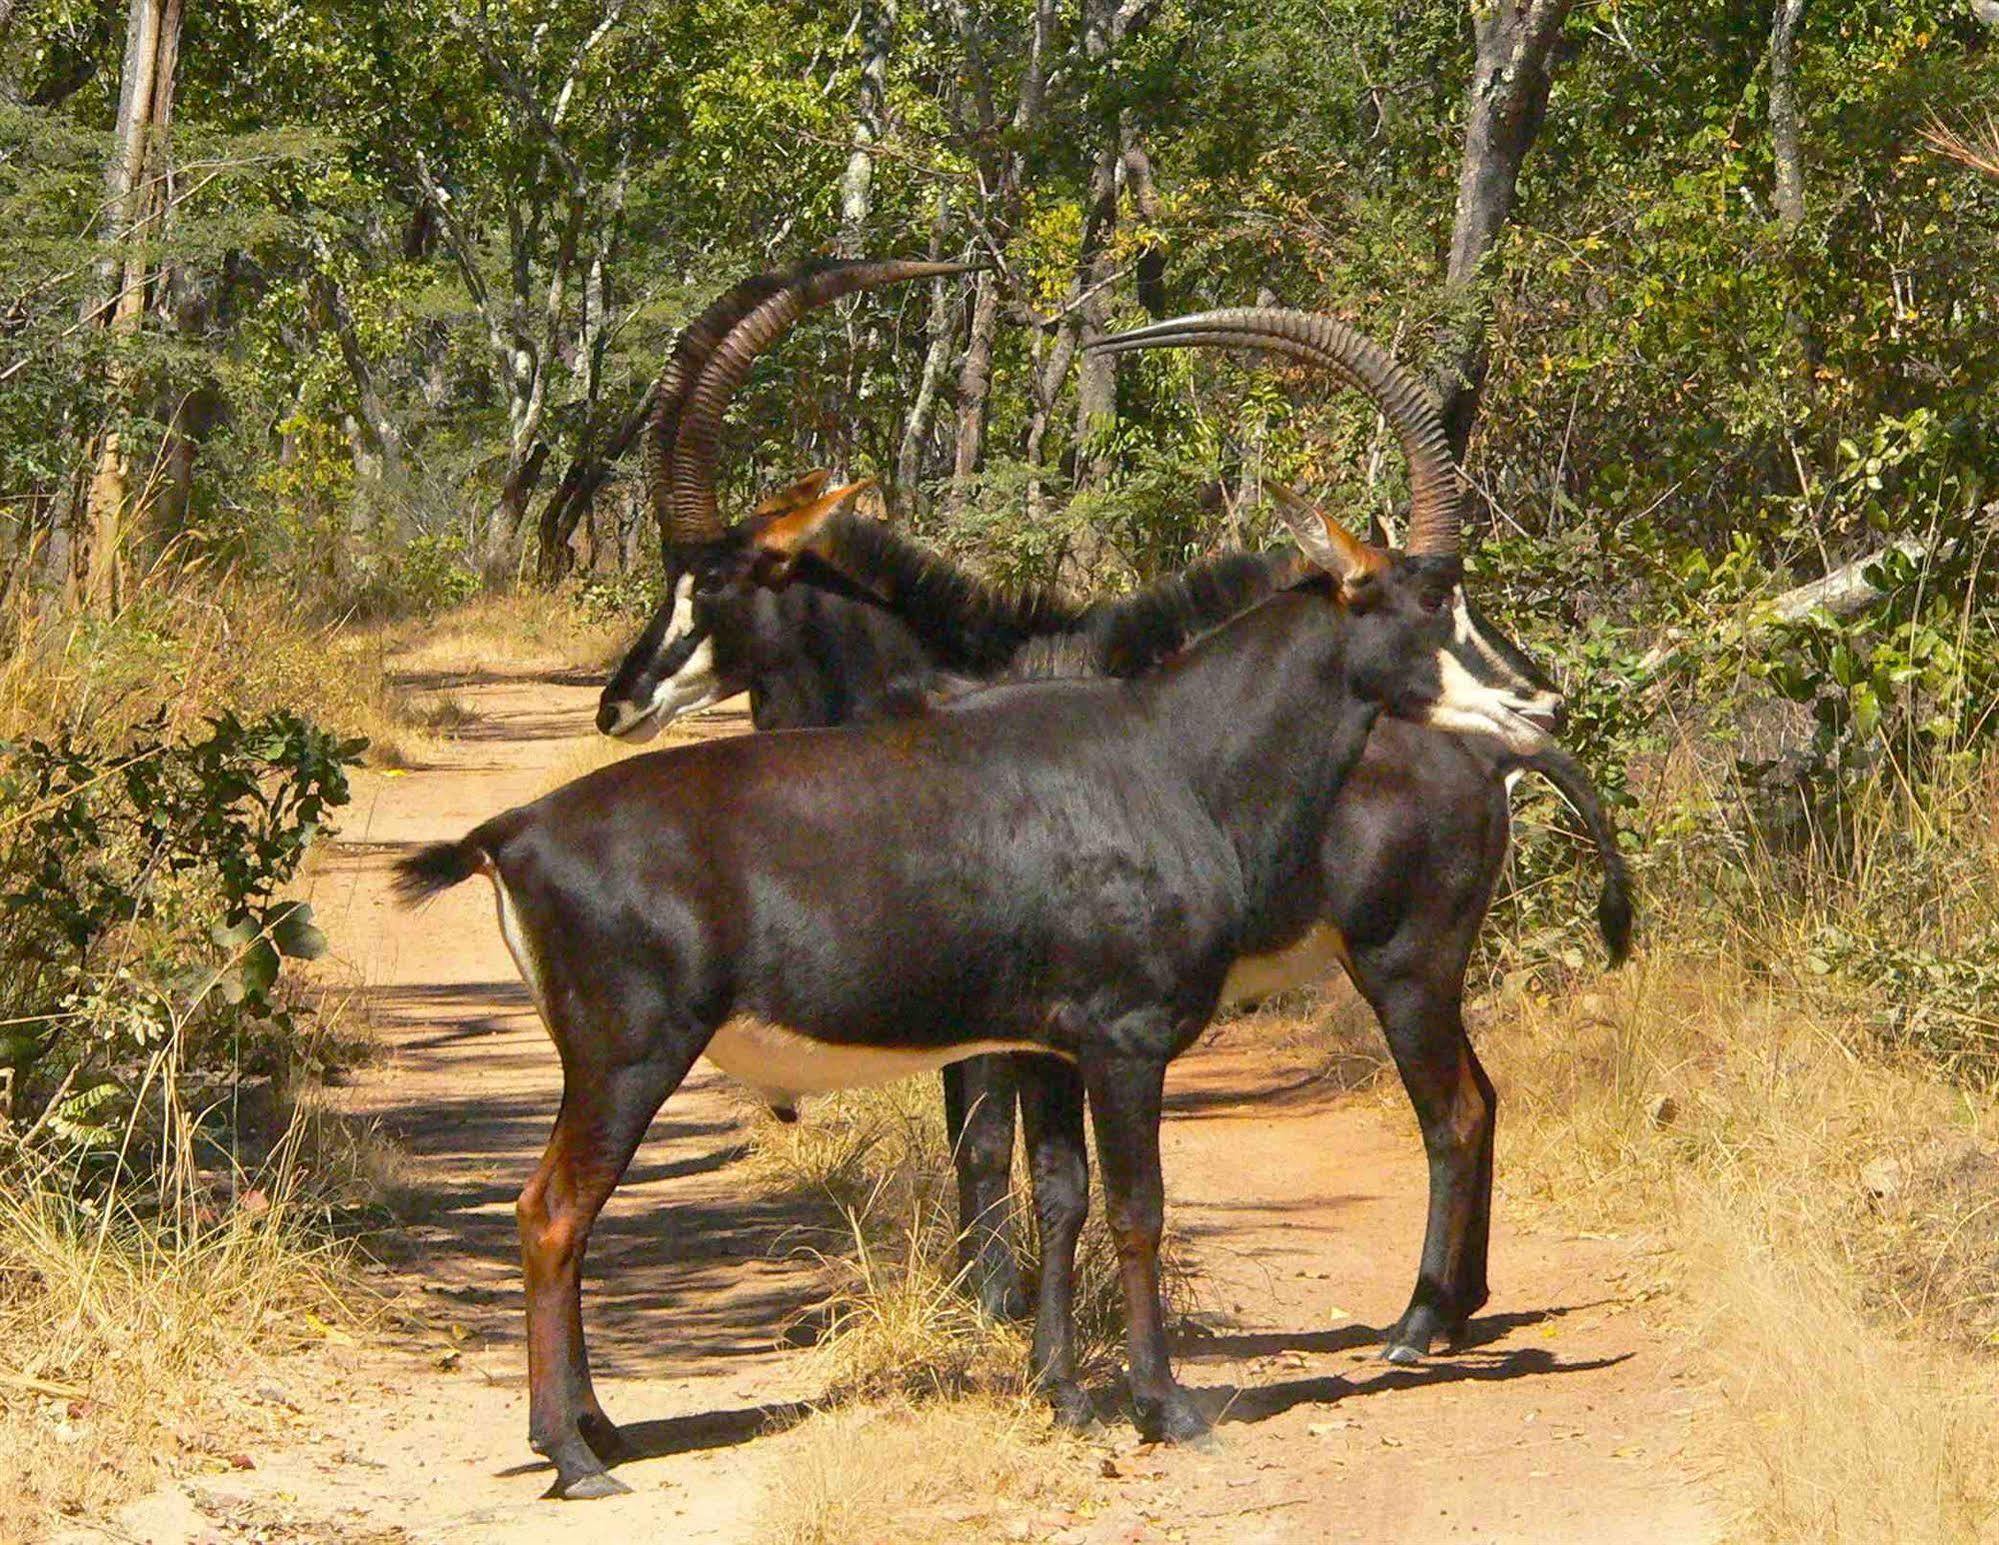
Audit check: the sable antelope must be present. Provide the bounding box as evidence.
[597,258,985,739]
[398,308,1587,1495]
[597,266,1632,1354]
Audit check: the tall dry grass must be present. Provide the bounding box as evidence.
[0,559,623,1537]
[1487,736,1999,1541]
[0,1109,368,1538]
[736,1079,1168,1402]
[0,555,631,766]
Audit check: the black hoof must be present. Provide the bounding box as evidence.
[1045,1380,1094,1432]
[551,1469,632,1502]
[1133,1388,1211,1446]
[1386,1297,1469,1362]
[579,1410,628,1465]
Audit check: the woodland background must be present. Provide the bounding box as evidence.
[3,4,1999,1539]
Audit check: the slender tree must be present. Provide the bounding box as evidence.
[79,0,184,609]
[1433,0,1577,461]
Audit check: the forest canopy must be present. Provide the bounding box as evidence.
[3,0,1993,606]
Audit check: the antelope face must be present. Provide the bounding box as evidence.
[595,545,751,740]
[1344,561,1564,756]
[595,474,874,741]
[1273,501,1564,757]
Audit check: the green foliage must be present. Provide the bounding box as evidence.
[364,531,483,618]
[0,711,364,1158]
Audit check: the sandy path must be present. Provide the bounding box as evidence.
[85,669,1724,1544]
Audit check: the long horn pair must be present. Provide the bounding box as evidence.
[1085,309,1462,558]
[648,259,973,550]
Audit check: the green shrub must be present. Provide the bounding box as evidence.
[0,710,364,1178]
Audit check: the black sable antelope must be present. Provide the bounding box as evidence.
[597,256,984,737]
[396,310,1555,1496]
[597,264,1631,1358]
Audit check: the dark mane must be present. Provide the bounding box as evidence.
[794,515,1085,673]
[1082,548,1304,677]
[999,549,1304,682]
[802,516,1304,685]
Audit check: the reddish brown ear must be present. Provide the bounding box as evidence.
[750,477,876,575]
[1267,484,1386,593]
[751,469,834,518]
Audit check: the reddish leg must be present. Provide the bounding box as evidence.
[1371,988,1494,1362]
[519,1052,689,1499]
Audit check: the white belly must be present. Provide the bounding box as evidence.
[703,1018,1059,1105]
[1220,923,1354,1008]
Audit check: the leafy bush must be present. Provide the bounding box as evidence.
[0,710,364,1170]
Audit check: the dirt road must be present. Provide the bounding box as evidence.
[88,669,1724,1544]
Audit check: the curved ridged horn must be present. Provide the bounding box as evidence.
[669,259,974,545]
[1087,309,1462,557]
[644,271,798,553]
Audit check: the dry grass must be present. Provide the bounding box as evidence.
[0,554,631,770]
[738,1078,1187,1404]
[0,1143,361,1539]
[1482,739,1999,1542]
[0,568,409,761]
[755,1395,1099,1545]
[0,558,459,1538]
[347,586,629,682]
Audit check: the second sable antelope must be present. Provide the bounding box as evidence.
[396,311,1551,1495]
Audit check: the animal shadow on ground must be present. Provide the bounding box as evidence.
[1133,1303,1633,1429]
[493,1400,816,1480]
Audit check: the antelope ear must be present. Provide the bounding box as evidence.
[750,477,876,576]
[752,469,834,518]
[1268,485,1384,591]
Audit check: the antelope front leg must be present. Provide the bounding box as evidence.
[1018,1056,1091,1428]
[519,1054,686,1499]
[1083,1043,1208,1445]
[1375,996,1494,1363]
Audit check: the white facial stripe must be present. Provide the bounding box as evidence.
[1453,593,1514,678]
[603,575,724,741]
[1451,593,1562,722]
[665,572,696,640]
[647,632,721,720]
[703,1018,1068,1105]
[1423,650,1557,756]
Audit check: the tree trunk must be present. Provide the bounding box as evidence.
[943,0,1056,511]
[80,0,183,610]
[1066,0,1125,501]
[895,190,958,499]
[0,0,22,104]
[534,385,653,582]
[838,0,896,257]
[1069,141,1122,496]
[948,271,1000,511]
[1769,0,1808,232]
[1023,323,1079,523]
[312,264,405,489]
[1123,131,1168,319]
[1433,0,1576,462]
